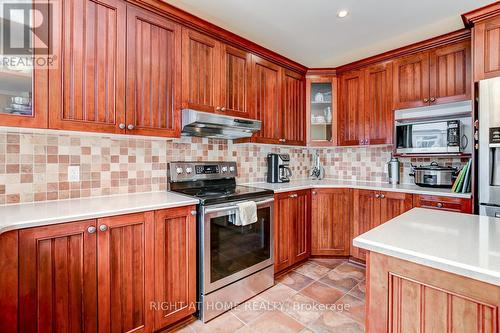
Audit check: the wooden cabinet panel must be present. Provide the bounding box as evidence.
[181,28,220,113]
[19,220,98,333]
[154,206,196,329]
[364,62,393,145]
[49,0,126,133]
[220,45,251,117]
[352,189,380,261]
[251,55,282,144]
[413,195,472,213]
[474,16,500,81]
[393,52,430,109]
[291,190,310,263]
[368,252,500,333]
[339,70,365,146]
[126,6,181,137]
[430,41,471,104]
[282,69,306,145]
[0,231,18,333]
[379,191,413,223]
[311,188,351,256]
[97,212,154,333]
[274,193,292,272]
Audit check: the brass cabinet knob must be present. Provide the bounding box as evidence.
[127,124,135,130]
[430,97,436,103]
[424,98,429,103]
[216,106,221,111]
[118,123,126,129]
[436,202,443,208]
[221,107,226,111]
[375,193,380,198]
[380,194,385,199]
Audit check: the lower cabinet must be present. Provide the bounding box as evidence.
[274,190,311,273]
[413,195,473,213]
[351,190,413,261]
[17,206,196,333]
[311,188,351,256]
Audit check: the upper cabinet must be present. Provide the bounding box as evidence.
[126,5,182,137]
[472,16,500,81]
[338,70,365,146]
[307,76,337,146]
[393,41,471,110]
[49,0,127,134]
[282,69,306,145]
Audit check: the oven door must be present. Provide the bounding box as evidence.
[201,197,274,294]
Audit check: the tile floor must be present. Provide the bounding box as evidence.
[173,259,366,333]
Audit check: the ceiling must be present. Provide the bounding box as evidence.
[164,0,493,68]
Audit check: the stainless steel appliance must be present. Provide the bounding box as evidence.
[479,77,500,217]
[394,101,473,155]
[168,161,274,322]
[310,152,325,180]
[387,154,400,184]
[181,109,261,139]
[267,153,292,183]
[409,161,457,188]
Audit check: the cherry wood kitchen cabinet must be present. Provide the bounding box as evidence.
[282,69,306,145]
[413,194,473,213]
[393,41,471,109]
[18,220,99,332]
[351,190,412,261]
[153,206,197,329]
[338,70,365,146]
[306,76,337,146]
[364,61,393,145]
[251,55,283,144]
[126,5,182,137]
[274,190,310,273]
[311,188,351,256]
[49,0,127,134]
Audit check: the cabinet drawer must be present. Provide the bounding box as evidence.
[413,195,472,213]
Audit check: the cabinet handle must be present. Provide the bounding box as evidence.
[430,97,436,103]
[289,194,298,198]
[127,124,135,130]
[191,210,197,216]
[99,224,108,232]
[279,139,286,143]
[87,226,97,234]
[312,191,317,195]
[375,193,380,198]
[221,107,226,112]
[380,194,385,199]
[436,202,443,208]
[364,139,369,145]
[118,123,126,130]
[359,139,363,145]
[424,98,429,103]
[216,106,221,111]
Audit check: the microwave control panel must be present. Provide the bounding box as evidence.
[447,120,460,146]
[490,127,500,144]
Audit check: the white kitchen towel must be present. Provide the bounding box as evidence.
[235,201,258,226]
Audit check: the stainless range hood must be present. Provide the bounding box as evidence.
[181,109,261,140]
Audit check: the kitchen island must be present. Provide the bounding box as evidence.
[354,208,500,332]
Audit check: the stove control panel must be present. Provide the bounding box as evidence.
[168,161,237,182]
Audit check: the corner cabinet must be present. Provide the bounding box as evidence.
[15,206,197,333]
[274,190,310,273]
[306,76,337,146]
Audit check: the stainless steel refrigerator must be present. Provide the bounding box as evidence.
[479,77,500,217]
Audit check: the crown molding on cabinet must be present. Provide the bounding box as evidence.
[462,1,500,27]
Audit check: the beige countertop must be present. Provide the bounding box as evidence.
[245,179,472,198]
[0,191,199,235]
[354,208,500,286]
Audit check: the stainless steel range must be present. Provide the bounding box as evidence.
[167,161,275,322]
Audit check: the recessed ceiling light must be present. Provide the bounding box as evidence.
[337,9,349,18]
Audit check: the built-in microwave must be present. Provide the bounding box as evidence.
[394,101,473,155]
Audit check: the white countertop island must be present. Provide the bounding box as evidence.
[354,208,500,286]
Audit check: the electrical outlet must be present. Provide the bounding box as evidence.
[68,166,80,182]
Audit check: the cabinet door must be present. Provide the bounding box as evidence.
[364,62,393,145]
[181,28,220,113]
[19,220,98,333]
[220,44,251,117]
[429,41,471,105]
[379,191,413,224]
[274,193,292,272]
[49,0,126,133]
[154,206,196,329]
[126,6,181,137]
[474,16,500,81]
[339,70,365,146]
[291,190,310,264]
[393,52,430,109]
[311,189,351,256]
[282,69,306,145]
[97,212,154,333]
[352,189,380,261]
[251,55,282,144]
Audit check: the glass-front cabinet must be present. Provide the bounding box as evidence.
[307,76,336,146]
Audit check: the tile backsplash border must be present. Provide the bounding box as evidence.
[0,128,468,205]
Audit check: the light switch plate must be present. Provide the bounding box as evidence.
[68,166,80,182]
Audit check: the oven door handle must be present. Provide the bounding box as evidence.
[204,198,274,214]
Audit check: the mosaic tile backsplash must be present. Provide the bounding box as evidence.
[0,128,468,205]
